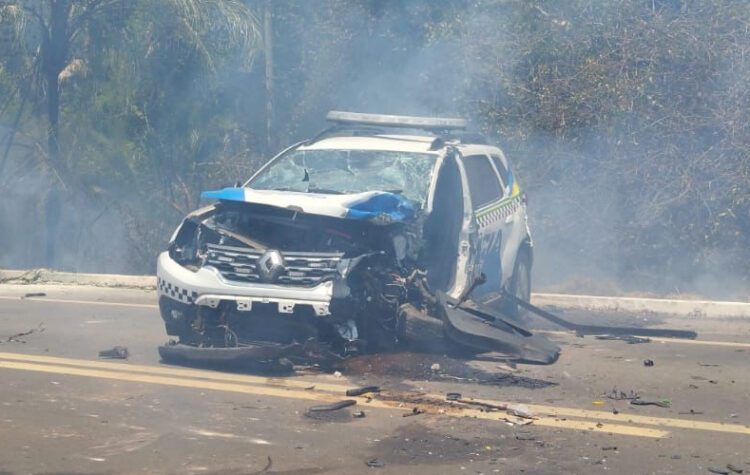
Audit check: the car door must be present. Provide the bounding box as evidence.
[489,153,525,290]
[456,154,506,299]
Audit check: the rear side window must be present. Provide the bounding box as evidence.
[462,155,502,209]
[490,155,509,190]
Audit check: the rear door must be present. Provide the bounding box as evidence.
[457,154,506,298]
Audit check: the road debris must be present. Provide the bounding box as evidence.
[644,359,655,367]
[346,386,381,397]
[365,457,384,468]
[403,407,424,417]
[678,409,704,415]
[352,410,366,418]
[430,363,441,372]
[308,400,357,412]
[726,463,744,473]
[452,398,507,412]
[515,431,536,440]
[3,323,45,343]
[596,334,650,344]
[602,446,618,451]
[606,388,639,400]
[708,467,730,475]
[98,346,129,359]
[22,292,46,298]
[698,362,720,367]
[259,456,272,473]
[507,404,534,419]
[592,400,605,406]
[630,398,671,408]
[445,392,461,401]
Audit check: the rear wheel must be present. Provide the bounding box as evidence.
[504,246,531,320]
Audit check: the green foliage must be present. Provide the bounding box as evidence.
[0,0,747,292]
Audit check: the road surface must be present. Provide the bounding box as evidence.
[0,283,749,474]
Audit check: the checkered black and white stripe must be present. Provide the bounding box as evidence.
[158,277,198,304]
[476,197,521,228]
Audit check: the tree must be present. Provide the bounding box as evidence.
[0,0,259,266]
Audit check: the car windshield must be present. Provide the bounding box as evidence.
[248,149,437,204]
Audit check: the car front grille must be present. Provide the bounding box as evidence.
[204,243,344,286]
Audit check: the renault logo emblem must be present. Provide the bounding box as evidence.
[257,250,286,283]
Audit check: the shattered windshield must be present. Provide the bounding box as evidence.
[248,149,437,204]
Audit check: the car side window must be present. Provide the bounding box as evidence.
[462,154,503,209]
[490,154,509,193]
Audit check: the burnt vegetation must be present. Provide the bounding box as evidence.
[0,0,748,297]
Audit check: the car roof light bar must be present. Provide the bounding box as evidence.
[326,110,467,131]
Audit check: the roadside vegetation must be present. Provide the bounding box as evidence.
[0,0,747,297]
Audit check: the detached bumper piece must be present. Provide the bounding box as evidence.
[158,341,298,368]
[436,292,560,365]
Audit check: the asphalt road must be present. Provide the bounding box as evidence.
[0,283,749,474]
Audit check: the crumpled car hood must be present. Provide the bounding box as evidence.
[201,187,416,224]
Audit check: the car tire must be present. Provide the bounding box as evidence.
[504,246,531,321]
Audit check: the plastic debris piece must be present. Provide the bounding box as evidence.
[346,386,380,397]
[403,407,424,417]
[630,398,671,408]
[98,346,129,359]
[592,400,605,406]
[515,431,535,440]
[643,359,654,367]
[507,404,534,419]
[308,400,356,412]
[366,458,384,468]
[352,410,366,418]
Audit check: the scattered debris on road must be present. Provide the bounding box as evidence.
[346,385,380,397]
[3,323,45,343]
[22,292,46,298]
[708,467,731,475]
[352,410,366,418]
[506,404,534,419]
[644,359,655,367]
[365,457,384,468]
[606,388,640,400]
[308,400,356,412]
[726,463,744,473]
[98,346,129,359]
[596,334,650,344]
[403,407,424,417]
[515,431,536,440]
[630,398,671,408]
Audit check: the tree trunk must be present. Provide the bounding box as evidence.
[41,0,72,268]
[263,0,274,152]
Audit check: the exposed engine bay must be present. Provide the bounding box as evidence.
[162,199,437,358]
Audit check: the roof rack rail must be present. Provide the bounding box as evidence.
[326,110,467,131]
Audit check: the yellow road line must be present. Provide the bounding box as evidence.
[1,351,748,437]
[0,295,158,309]
[0,351,349,393]
[0,359,666,438]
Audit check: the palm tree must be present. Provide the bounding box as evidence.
[0,0,260,266]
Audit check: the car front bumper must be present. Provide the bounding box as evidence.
[156,251,334,316]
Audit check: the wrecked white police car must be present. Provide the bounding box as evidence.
[157,112,559,364]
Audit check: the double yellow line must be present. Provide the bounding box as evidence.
[2,351,749,439]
